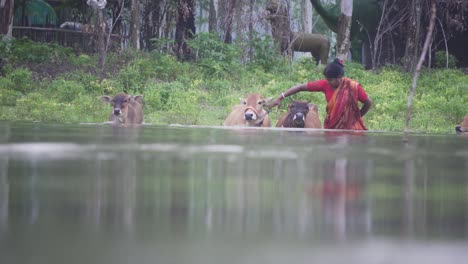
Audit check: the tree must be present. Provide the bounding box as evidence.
[0,0,15,39]
[301,0,313,34]
[218,0,237,43]
[87,0,108,80]
[130,0,141,49]
[403,0,422,72]
[404,0,437,138]
[336,0,352,60]
[208,0,217,33]
[370,0,408,70]
[175,0,196,60]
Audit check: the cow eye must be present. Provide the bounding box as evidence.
[258,101,263,105]
[124,100,128,103]
[242,100,247,105]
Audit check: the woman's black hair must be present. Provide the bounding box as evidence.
[323,58,344,78]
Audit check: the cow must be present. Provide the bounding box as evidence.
[59,22,85,31]
[100,93,143,125]
[223,94,271,127]
[275,100,321,128]
[455,115,468,134]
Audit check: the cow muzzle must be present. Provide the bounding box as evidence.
[293,112,304,121]
[114,108,121,115]
[244,107,258,121]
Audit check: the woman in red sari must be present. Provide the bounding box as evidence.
[269,59,372,130]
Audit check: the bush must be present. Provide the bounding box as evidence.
[48,79,86,102]
[434,51,458,68]
[5,38,72,63]
[187,32,243,77]
[15,92,70,122]
[0,88,20,106]
[0,67,34,106]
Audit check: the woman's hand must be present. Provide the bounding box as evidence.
[268,97,283,109]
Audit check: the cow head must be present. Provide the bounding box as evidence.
[456,115,468,133]
[100,93,142,124]
[283,100,311,128]
[240,94,270,123]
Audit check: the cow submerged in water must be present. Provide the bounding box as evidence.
[223,93,271,127]
[100,93,143,125]
[276,100,321,128]
[456,115,468,134]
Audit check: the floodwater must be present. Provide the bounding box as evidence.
[0,121,467,264]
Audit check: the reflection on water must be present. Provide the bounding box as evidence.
[0,121,467,264]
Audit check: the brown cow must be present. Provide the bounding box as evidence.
[223,94,271,127]
[100,93,143,125]
[276,100,321,128]
[456,115,468,134]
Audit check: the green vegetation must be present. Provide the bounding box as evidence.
[0,37,466,133]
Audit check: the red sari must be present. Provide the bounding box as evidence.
[324,78,367,130]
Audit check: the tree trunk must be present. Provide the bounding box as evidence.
[175,0,196,60]
[301,0,313,34]
[97,9,107,80]
[142,0,158,50]
[208,0,217,33]
[336,0,353,60]
[403,0,422,72]
[248,0,254,61]
[0,0,15,38]
[404,0,436,139]
[234,0,245,43]
[267,0,292,56]
[218,0,237,43]
[130,0,141,49]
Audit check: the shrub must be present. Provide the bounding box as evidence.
[6,38,72,63]
[15,92,70,122]
[1,68,34,94]
[434,51,458,68]
[48,79,86,102]
[187,32,243,77]
[0,88,19,106]
[68,54,95,67]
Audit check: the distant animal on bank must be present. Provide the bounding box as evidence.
[266,0,330,65]
[100,93,143,125]
[59,22,94,33]
[60,22,84,31]
[455,115,468,134]
[223,93,271,127]
[276,100,321,128]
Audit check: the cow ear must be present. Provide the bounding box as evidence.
[308,103,318,112]
[100,95,112,103]
[264,97,274,105]
[132,95,143,103]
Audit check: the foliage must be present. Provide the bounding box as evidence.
[0,68,34,106]
[48,79,87,102]
[5,68,34,94]
[0,39,466,134]
[434,51,458,69]
[0,37,72,63]
[187,32,243,77]
[244,32,283,72]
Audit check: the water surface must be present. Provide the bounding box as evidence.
[0,121,467,264]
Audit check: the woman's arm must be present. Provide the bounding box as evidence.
[360,97,372,117]
[268,83,309,108]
